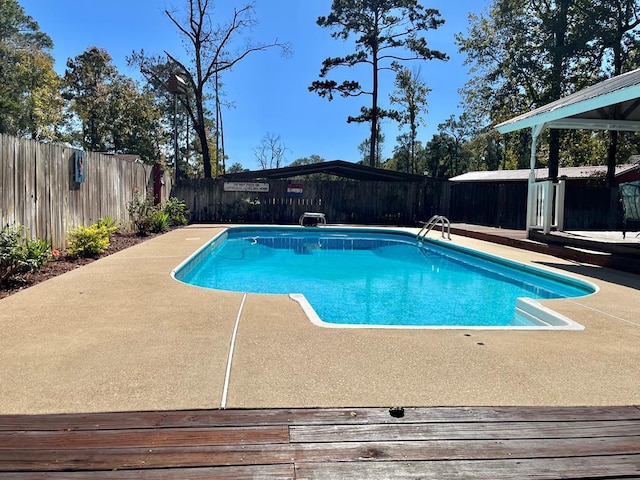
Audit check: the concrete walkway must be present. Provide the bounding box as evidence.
[0,225,639,414]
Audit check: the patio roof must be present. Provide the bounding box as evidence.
[495,67,640,134]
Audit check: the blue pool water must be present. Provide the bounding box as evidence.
[174,227,595,327]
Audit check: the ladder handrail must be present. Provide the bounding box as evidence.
[417,215,451,241]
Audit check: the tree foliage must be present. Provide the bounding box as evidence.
[254,133,289,169]
[389,65,430,173]
[310,0,447,167]
[358,124,385,166]
[587,0,640,184]
[227,162,247,173]
[422,114,475,178]
[387,133,425,173]
[286,155,336,180]
[0,0,61,139]
[63,47,164,162]
[63,47,118,151]
[108,77,165,163]
[289,154,326,167]
[456,0,640,181]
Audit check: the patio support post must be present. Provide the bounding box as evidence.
[555,179,566,231]
[526,124,546,238]
[543,181,553,234]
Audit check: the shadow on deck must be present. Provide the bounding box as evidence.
[1,406,639,478]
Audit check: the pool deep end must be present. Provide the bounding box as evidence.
[172,227,595,330]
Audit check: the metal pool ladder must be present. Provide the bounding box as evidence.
[417,215,451,241]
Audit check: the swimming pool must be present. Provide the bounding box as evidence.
[173,227,596,329]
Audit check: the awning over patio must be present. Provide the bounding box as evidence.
[496,67,640,134]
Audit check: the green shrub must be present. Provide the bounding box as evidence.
[94,216,119,236]
[162,197,190,226]
[67,225,110,257]
[127,192,158,235]
[0,225,51,285]
[150,210,170,233]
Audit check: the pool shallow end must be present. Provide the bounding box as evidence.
[290,293,586,331]
[512,298,585,330]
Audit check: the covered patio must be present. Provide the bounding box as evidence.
[495,67,640,237]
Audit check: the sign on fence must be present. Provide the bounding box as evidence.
[223,182,269,192]
[287,183,303,197]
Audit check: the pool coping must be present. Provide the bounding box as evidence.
[291,293,586,330]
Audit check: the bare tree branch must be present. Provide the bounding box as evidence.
[131,1,290,178]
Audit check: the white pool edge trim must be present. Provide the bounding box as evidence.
[289,293,585,331]
[514,297,585,330]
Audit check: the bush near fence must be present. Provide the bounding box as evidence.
[0,134,171,248]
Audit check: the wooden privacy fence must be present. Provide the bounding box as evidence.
[563,184,622,230]
[450,183,528,229]
[2,131,626,246]
[449,182,623,230]
[0,134,171,248]
[172,178,449,225]
[174,178,621,230]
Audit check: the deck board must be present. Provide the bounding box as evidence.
[0,464,295,479]
[295,456,640,480]
[290,420,640,442]
[1,406,639,479]
[2,405,638,431]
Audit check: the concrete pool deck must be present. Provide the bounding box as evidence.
[0,224,639,414]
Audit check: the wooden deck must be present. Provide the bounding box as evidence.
[1,406,639,479]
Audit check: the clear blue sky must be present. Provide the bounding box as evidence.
[20,0,487,170]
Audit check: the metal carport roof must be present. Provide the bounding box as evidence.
[220,160,427,182]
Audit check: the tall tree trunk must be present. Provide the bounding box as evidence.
[369,69,378,167]
[606,26,625,187]
[548,130,560,181]
[195,88,212,179]
[606,130,618,186]
[220,115,226,174]
[548,0,570,182]
[410,111,417,174]
[369,10,379,168]
[215,70,221,177]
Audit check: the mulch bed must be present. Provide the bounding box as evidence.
[0,231,160,300]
